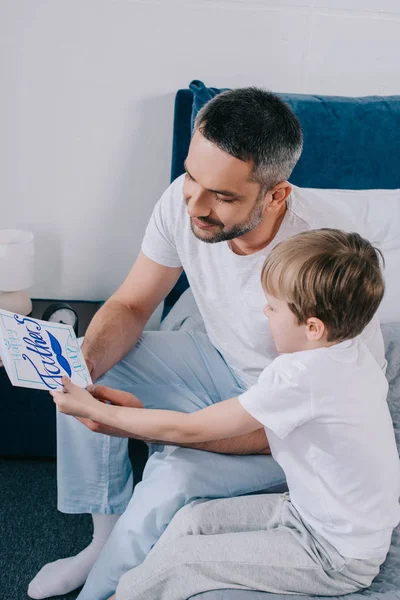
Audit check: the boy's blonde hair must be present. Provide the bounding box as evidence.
[261,228,385,342]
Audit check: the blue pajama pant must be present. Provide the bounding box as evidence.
[56,331,286,600]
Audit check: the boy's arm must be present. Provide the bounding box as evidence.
[99,398,261,444]
[53,379,262,445]
[75,385,270,455]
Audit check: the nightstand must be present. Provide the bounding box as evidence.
[0,299,102,457]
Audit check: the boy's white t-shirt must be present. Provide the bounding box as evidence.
[239,338,400,560]
[142,175,386,386]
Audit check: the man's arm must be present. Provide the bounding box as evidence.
[179,429,271,455]
[140,429,270,455]
[79,255,270,455]
[81,251,182,381]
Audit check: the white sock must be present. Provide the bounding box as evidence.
[27,513,120,599]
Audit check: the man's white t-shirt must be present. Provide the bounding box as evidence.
[239,339,400,559]
[142,175,386,386]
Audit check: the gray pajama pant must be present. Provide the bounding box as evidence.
[116,492,385,600]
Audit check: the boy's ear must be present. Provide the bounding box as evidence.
[305,317,326,342]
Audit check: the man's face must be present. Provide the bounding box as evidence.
[183,130,267,243]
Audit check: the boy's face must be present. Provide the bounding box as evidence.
[264,294,308,354]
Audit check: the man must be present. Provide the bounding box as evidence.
[28,88,386,600]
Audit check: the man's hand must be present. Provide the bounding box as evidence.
[74,384,145,438]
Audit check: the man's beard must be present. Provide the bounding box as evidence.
[190,192,265,244]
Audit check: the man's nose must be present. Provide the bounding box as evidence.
[186,190,212,218]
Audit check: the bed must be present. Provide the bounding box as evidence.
[161,80,400,600]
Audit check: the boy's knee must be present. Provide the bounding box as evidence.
[169,499,209,535]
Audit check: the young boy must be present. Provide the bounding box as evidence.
[52,228,400,600]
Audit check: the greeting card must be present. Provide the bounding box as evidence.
[0,309,92,391]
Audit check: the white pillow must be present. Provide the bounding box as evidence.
[303,188,400,324]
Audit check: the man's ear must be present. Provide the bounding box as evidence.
[267,181,292,209]
[306,317,326,342]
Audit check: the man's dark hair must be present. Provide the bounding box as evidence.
[194,88,303,191]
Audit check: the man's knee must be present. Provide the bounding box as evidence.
[144,447,211,494]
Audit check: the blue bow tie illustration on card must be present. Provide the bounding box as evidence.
[47,331,72,377]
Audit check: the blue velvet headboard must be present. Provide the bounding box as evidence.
[164,80,400,314]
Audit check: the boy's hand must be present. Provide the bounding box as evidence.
[50,377,99,419]
[74,384,145,438]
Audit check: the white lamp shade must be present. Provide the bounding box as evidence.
[0,229,35,292]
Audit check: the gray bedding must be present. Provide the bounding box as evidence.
[192,322,400,600]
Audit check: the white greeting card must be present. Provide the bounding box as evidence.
[0,309,92,391]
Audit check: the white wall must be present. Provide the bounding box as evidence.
[1,0,399,301]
